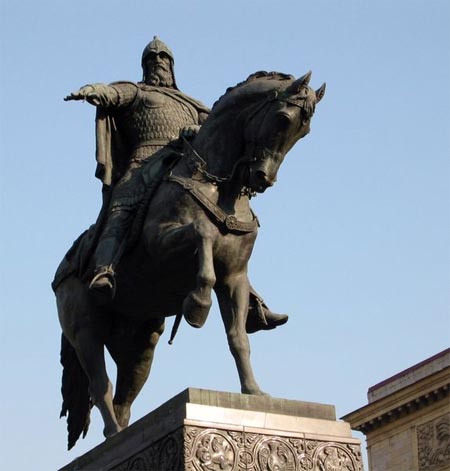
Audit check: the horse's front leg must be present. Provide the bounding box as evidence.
[149,222,216,328]
[215,274,266,395]
[183,235,216,328]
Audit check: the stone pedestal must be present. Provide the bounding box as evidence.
[60,388,363,470]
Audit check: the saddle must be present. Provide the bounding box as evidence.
[52,148,182,292]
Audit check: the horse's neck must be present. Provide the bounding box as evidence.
[193,117,243,180]
[173,132,251,217]
[173,112,253,215]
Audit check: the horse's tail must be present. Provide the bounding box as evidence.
[60,333,92,450]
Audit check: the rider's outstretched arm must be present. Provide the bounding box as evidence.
[64,82,138,109]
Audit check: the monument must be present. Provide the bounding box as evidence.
[53,37,362,470]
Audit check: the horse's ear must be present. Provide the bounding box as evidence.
[299,70,312,86]
[287,71,312,94]
[315,83,326,103]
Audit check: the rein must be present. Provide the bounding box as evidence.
[180,97,274,186]
[181,86,307,184]
[182,136,251,184]
[170,88,308,235]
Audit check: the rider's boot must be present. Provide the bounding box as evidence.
[89,236,120,298]
[246,289,289,334]
[89,209,132,299]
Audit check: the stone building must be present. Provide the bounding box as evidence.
[343,348,450,471]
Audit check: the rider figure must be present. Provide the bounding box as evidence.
[65,36,288,333]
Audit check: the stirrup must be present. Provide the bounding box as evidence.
[246,295,289,333]
[89,265,116,298]
[264,310,289,328]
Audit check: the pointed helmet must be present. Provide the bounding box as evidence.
[141,36,177,88]
[141,36,174,65]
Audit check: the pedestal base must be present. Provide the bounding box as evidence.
[60,388,363,470]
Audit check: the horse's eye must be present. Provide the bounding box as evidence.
[277,113,291,129]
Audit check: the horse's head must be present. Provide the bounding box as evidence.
[241,71,325,193]
[193,71,325,192]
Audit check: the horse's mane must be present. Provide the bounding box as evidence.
[211,71,294,111]
[225,71,294,94]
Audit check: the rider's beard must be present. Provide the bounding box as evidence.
[146,68,174,88]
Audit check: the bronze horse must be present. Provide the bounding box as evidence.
[54,71,325,449]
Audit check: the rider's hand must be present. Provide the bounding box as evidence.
[64,85,102,106]
[180,125,201,138]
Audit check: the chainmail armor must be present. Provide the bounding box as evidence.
[115,90,198,161]
[106,88,201,211]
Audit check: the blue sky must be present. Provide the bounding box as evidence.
[1,1,449,469]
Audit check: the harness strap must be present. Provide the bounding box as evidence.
[168,174,259,234]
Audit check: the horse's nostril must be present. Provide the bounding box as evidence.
[255,170,266,181]
[255,170,273,187]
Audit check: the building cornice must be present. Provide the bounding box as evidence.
[341,367,449,434]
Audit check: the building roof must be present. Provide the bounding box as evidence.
[342,348,450,434]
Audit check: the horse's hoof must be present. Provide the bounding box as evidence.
[103,424,122,439]
[183,292,212,328]
[113,404,131,429]
[242,387,270,397]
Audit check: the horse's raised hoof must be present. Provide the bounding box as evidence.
[183,292,212,328]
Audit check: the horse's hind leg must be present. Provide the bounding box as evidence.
[107,318,165,428]
[215,274,266,395]
[73,328,122,438]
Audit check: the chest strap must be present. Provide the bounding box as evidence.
[168,174,259,234]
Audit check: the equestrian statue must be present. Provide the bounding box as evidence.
[53,37,325,449]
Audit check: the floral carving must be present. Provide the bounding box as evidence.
[187,430,237,471]
[111,427,183,471]
[418,413,450,471]
[126,456,148,470]
[315,445,357,471]
[112,426,362,471]
[255,438,297,470]
[159,434,183,470]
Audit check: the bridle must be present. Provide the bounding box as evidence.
[182,87,311,185]
[167,87,311,237]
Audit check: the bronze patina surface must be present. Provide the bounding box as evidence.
[54,37,325,449]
